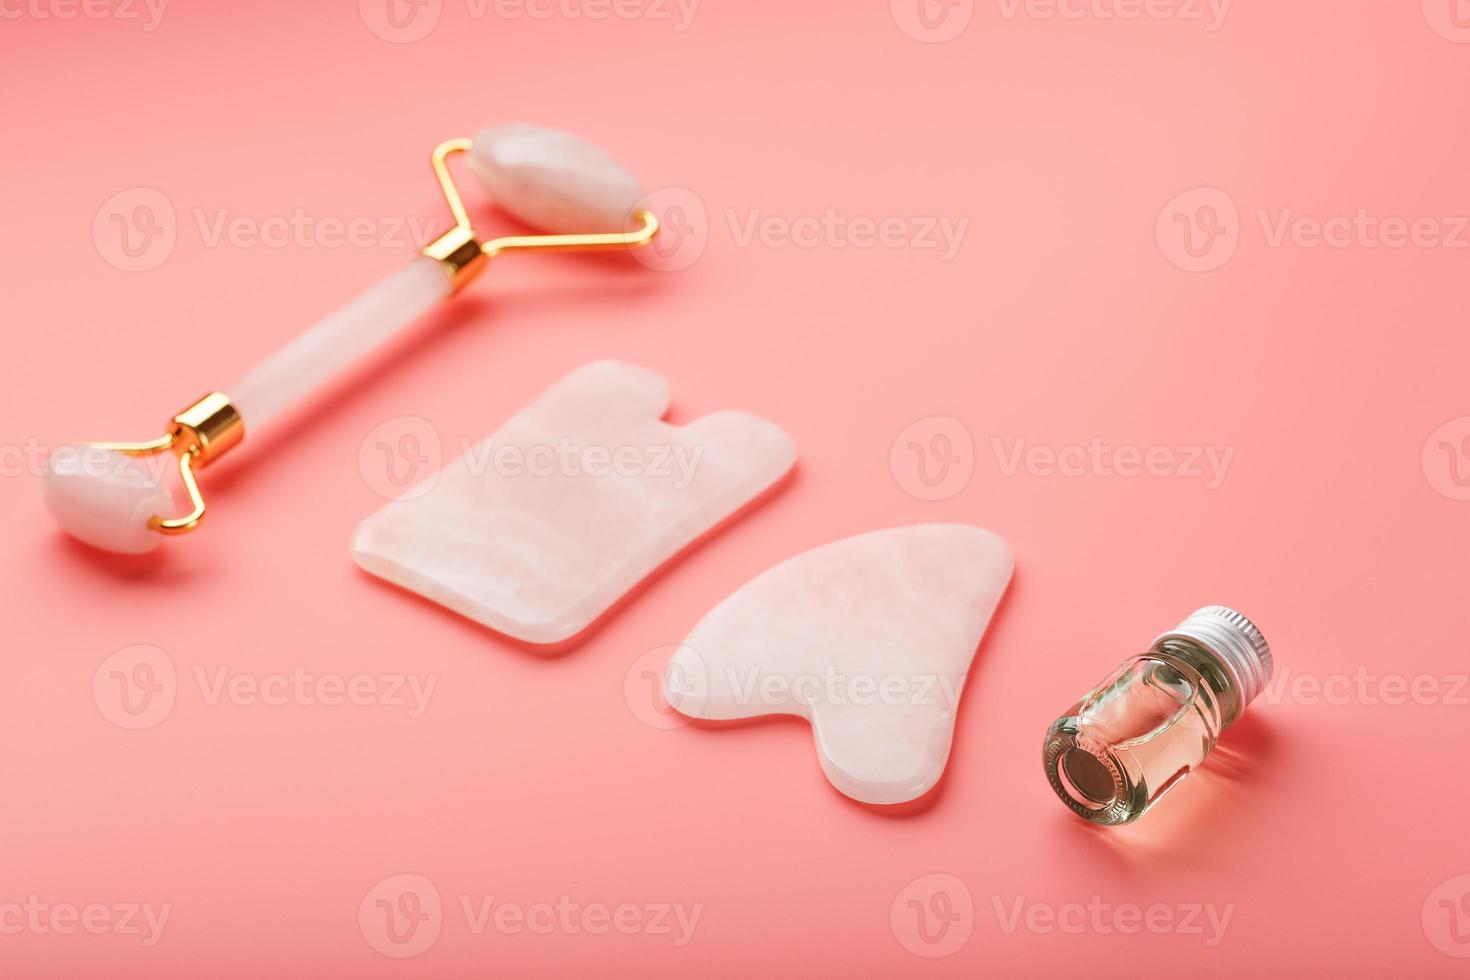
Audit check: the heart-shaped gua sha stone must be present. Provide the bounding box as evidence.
[663,525,1013,805]
[41,445,172,554]
[469,124,647,234]
[352,361,796,646]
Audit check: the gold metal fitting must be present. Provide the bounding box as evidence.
[421,223,488,290]
[92,392,245,536]
[420,136,660,291]
[170,391,244,467]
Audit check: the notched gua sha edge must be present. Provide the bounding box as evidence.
[351,361,798,647]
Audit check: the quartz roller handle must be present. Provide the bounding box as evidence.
[228,258,453,432]
[39,259,455,556]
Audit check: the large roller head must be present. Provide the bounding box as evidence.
[468,124,648,234]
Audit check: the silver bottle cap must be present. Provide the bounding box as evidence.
[1152,605,1273,708]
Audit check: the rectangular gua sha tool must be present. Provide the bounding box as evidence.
[41,125,660,555]
[351,361,797,646]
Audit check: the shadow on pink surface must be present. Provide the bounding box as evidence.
[1053,711,1283,875]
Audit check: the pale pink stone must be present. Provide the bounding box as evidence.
[351,361,796,645]
[230,258,452,432]
[663,525,1014,805]
[468,124,646,234]
[40,445,172,554]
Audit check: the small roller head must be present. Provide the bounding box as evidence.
[468,124,647,235]
[41,445,169,554]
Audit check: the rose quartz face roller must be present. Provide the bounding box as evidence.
[41,125,659,554]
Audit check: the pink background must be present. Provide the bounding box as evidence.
[3,1,1470,976]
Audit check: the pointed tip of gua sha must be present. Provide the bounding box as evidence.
[40,445,170,554]
[468,124,648,235]
[664,524,1013,805]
